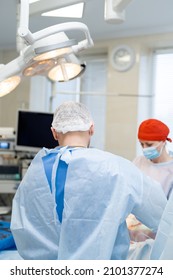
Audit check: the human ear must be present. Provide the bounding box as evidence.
[51,127,59,140]
[89,124,94,136]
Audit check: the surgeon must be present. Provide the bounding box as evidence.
[11,101,166,260]
[128,119,173,242]
[134,118,173,199]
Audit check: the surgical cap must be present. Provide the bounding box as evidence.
[52,101,93,134]
[138,118,172,142]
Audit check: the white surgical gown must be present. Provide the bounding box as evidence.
[127,154,173,243]
[11,146,166,260]
[133,155,173,199]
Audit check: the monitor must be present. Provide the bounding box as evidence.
[15,110,58,153]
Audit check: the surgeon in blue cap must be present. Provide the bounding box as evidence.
[11,101,166,260]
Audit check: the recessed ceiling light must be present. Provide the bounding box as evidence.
[42,2,84,19]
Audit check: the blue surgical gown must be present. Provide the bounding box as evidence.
[10,146,166,260]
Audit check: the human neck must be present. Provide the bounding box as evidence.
[58,131,89,148]
[151,148,173,163]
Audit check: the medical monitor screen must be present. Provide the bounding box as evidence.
[15,110,58,152]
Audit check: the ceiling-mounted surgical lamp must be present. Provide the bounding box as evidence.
[105,0,133,23]
[0,57,24,97]
[0,76,21,98]
[21,31,86,82]
[0,0,93,96]
[22,35,86,82]
[48,53,86,82]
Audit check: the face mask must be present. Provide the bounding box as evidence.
[142,142,163,160]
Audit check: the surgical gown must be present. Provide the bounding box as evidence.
[11,146,166,260]
[133,155,173,199]
[127,154,173,242]
[150,190,173,259]
[128,190,173,260]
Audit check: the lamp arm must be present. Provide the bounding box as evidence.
[18,27,35,45]
[19,0,29,31]
[0,56,25,80]
[19,1,94,49]
[72,39,92,53]
[18,21,94,49]
[18,0,34,44]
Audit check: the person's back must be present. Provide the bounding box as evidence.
[10,101,166,260]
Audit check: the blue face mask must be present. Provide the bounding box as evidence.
[142,142,163,160]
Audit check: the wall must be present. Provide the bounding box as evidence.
[0,33,173,160]
[106,40,140,159]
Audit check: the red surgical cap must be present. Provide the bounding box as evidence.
[138,119,172,142]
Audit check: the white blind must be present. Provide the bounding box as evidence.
[80,57,107,150]
[152,50,173,149]
[51,55,107,150]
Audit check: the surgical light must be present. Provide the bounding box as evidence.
[33,47,72,61]
[23,60,55,77]
[0,76,21,97]
[48,55,86,82]
[0,0,93,96]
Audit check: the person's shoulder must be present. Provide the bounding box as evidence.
[31,147,53,162]
[87,147,119,159]
[133,155,146,165]
[87,148,132,165]
[86,148,144,182]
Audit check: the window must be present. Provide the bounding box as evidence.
[51,54,108,150]
[152,49,173,150]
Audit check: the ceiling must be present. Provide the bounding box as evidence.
[1,0,173,50]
